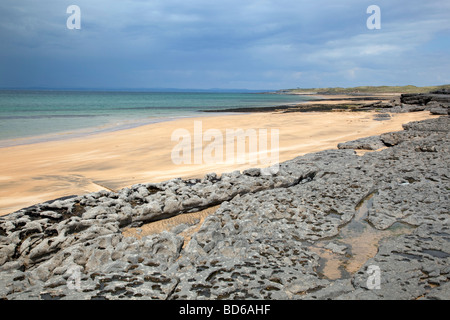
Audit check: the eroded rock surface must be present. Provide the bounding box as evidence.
[1,116,448,300]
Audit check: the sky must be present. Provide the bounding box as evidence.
[0,0,449,90]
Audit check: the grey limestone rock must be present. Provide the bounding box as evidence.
[430,107,448,115]
[337,135,386,150]
[325,242,348,255]
[403,116,449,131]
[0,116,448,300]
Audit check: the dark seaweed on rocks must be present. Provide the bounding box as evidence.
[0,116,449,300]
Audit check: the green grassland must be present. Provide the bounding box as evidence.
[280,84,450,95]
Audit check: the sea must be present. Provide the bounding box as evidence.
[0,90,313,147]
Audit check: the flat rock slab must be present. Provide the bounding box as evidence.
[337,135,386,150]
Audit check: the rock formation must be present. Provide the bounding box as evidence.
[1,116,449,300]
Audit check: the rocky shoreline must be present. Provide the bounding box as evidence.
[201,91,450,115]
[0,96,449,300]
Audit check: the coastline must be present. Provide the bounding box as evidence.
[0,111,245,149]
[0,106,438,216]
[0,113,448,300]
[200,93,399,113]
[0,92,395,149]
[2,0,449,301]
[0,90,314,146]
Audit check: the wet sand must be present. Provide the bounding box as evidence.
[0,110,437,216]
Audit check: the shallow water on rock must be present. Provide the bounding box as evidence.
[310,192,416,280]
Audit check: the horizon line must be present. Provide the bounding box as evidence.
[0,87,277,93]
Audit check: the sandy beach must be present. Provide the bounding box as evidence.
[0,109,437,216]
[0,103,448,301]
[2,1,450,303]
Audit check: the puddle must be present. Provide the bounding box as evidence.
[121,192,420,282]
[313,249,351,280]
[311,192,416,280]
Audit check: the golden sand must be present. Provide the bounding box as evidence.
[0,110,437,215]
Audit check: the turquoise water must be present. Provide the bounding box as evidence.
[0,90,313,146]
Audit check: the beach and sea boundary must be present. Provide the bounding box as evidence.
[0,88,449,301]
[1,88,447,215]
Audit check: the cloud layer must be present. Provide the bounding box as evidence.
[0,0,449,89]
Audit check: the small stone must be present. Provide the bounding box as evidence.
[430,108,448,115]
[337,136,385,150]
[40,211,63,219]
[243,168,261,177]
[325,242,348,255]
